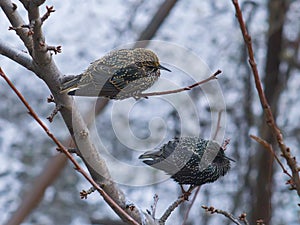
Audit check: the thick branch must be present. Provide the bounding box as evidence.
[0,68,140,225]
[135,0,179,47]
[0,40,34,71]
[19,0,51,64]
[1,0,143,222]
[231,0,300,196]
[1,0,179,224]
[0,0,34,54]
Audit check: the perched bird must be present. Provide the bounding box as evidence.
[60,48,171,100]
[139,137,234,194]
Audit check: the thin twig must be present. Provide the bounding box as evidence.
[80,187,96,199]
[212,110,224,140]
[222,138,231,151]
[238,213,249,225]
[151,194,159,219]
[47,45,62,54]
[202,205,244,225]
[250,135,293,180]
[47,104,62,122]
[159,196,186,225]
[138,70,222,98]
[231,0,300,196]
[0,68,140,225]
[182,186,201,225]
[41,5,55,22]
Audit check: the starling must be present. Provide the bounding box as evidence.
[60,48,171,100]
[139,137,234,192]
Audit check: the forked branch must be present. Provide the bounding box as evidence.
[0,68,140,225]
[231,0,300,196]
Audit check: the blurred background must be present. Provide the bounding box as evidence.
[0,0,299,224]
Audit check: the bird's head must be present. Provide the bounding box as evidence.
[133,48,171,73]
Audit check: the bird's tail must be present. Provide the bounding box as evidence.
[60,74,82,94]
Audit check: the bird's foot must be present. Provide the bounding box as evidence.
[180,185,198,200]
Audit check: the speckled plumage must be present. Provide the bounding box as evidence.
[60,48,170,100]
[139,137,233,186]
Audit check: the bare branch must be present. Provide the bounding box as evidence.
[159,196,186,225]
[0,40,34,71]
[238,213,249,225]
[250,135,293,180]
[80,187,96,199]
[231,0,300,196]
[0,0,34,53]
[135,0,179,48]
[139,70,221,98]
[41,5,55,22]
[150,194,159,219]
[0,68,140,225]
[182,186,201,224]
[47,45,62,54]
[47,104,62,122]
[202,205,248,225]
[19,0,51,63]
[212,110,224,140]
[1,0,179,223]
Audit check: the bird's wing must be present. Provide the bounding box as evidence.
[140,138,195,175]
[109,64,146,90]
[60,75,83,93]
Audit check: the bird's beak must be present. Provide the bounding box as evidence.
[158,64,171,72]
[225,155,236,162]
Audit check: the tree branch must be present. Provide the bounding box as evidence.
[19,0,51,64]
[1,0,179,224]
[231,0,300,196]
[139,70,221,98]
[159,196,186,225]
[0,40,34,72]
[0,0,34,54]
[135,0,179,48]
[0,68,140,225]
[1,0,145,223]
[250,135,294,182]
[202,205,249,225]
[182,186,201,224]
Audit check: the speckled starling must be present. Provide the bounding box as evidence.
[139,137,234,191]
[60,48,171,100]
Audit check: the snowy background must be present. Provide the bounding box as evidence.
[1,0,300,224]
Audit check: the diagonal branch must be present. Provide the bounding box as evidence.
[1,0,144,223]
[159,196,186,225]
[231,0,300,196]
[1,0,179,224]
[250,135,293,180]
[0,68,140,225]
